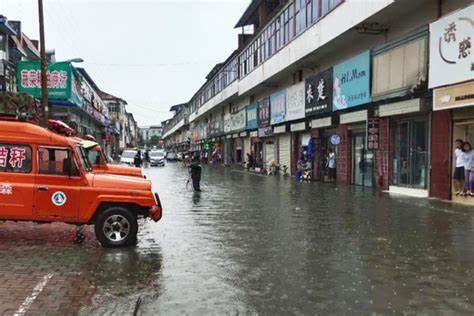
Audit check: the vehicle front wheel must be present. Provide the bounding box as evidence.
[94,207,138,248]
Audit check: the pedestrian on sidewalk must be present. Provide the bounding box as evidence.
[453,139,465,196]
[189,155,202,192]
[462,141,473,197]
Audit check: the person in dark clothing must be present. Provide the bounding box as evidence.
[189,155,202,192]
[134,150,143,168]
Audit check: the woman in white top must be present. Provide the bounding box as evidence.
[453,139,465,195]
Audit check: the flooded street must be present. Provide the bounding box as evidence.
[1,163,474,315]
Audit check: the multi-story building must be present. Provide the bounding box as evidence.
[163,0,473,205]
[140,125,163,147]
[125,112,138,148]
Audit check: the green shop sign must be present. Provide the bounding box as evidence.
[16,61,75,101]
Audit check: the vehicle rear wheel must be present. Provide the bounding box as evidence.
[95,207,138,248]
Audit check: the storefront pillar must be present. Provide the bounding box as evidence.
[336,124,351,185]
[430,110,452,200]
[375,117,390,191]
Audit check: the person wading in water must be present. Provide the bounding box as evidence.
[189,155,202,192]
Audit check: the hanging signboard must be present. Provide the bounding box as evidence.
[433,80,474,111]
[429,5,474,89]
[333,51,371,111]
[270,89,287,125]
[246,103,258,130]
[258,97,271,127]
[17,61,72,100]
[305,68,333,116]
[286,81,305,121]
[367,118,380,150]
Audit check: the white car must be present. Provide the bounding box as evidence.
[150,150,166,167]
[166,152,177,161]
[120,149,138,165]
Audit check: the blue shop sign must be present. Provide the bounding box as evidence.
[333,51,371,111]
[246,103,258,130]
[270,89,287,125]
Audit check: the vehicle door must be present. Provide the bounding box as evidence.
[34,146,81,219]
[0,143,34,219]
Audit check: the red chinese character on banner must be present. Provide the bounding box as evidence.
[58,71,67,88]
[9,147,26,169]
[50,71,60,88]
[21,70,29,88]
[0,146,8,168]
[28,70,39,88]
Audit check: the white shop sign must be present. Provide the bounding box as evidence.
[285,82,306,121]
[340,110,367,124]
[290,122,306,132]
[273,125,287,134]
[250,131,258,138]
[378,98,421,117]
[429,4,474,88]
[311,117,332,129]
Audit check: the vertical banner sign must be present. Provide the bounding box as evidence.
[367,118,380,150]
[17,61,72,100]
[258,97,271,127]
[429,5,473,89]
[332,51,371,111]
[223,112,232,134]
[305,68,333,116]
[270,89,287,125]
[231,109,246,132]
[286,82,306,121]
[246,103,258,130]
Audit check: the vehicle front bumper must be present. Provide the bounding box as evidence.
[148,193,162,222]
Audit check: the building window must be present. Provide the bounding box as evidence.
[38,147,78,176]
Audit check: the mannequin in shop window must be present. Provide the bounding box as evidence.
[327,148,336,182]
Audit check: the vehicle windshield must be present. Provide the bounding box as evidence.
[86,147,105,165]
[150,150,165,157]
[75,146,93,172]
[122,151,136,158]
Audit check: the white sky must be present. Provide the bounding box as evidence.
[1,0,249,126]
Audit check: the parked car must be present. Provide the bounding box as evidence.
[0,118,162,247]
[166,152,177,161]
[149,149,166,167]
[120,149,138,165]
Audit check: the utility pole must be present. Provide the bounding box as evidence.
[38,0,48,126]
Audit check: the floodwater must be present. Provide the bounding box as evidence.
[1,163,473,315]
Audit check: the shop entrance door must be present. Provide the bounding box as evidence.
[352,133,374,187]
[392,119,428,189]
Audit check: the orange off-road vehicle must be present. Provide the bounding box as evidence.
[0,118,162,247]
[80,139,143,178]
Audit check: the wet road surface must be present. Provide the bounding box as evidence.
[0,163,473,315]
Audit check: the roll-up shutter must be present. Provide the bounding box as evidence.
[278,133,291,169]
[243,137,251,159]
[265,143,275,166]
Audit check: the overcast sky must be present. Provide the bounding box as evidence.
[1,0,249,126]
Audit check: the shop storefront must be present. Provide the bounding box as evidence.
[429,5,473,204]
[230,108,246,164]
[310,117,335,181]
[378,99,430,197]
[339,110,374,187]
[332,51,371,185]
